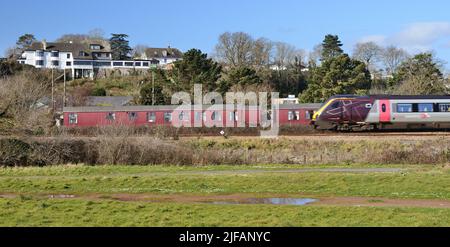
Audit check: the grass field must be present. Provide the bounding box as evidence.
[1,164,450,226]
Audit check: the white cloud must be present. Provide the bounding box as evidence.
[358,22,450,54]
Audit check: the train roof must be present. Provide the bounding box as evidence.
[327,94,450,101]
[63,103,322,113]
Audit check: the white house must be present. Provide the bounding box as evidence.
[18,40,183,79]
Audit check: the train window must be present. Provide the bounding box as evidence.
[418,103,434,112]
[295,111,300,120]
[288,111,294,121]
[382,104,386,113]
[211,111,222,121]
[229,111,238,122]
[397,104,413,113]
[128,112,137,121]
[178,112,184,121]
[330,101,340,109]
[69,113,78,124]
[164,112,172,123]
[195,112,202,121]
[305,111,312,120]
[106,112,116,121]
[439,103,450,112]
[147,112,156,122]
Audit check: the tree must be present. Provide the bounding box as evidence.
[352,42,382,68]
[392,53,446,95]
[214,32,254,67]
[132,44,149,59]
[308,44,323,67]
[300,54,371,103]
[139,69,172,105]
[380,46,409,75]
[172,49,222,92]
[251,38,273,68]
[219,66,262,93]
[321,34,343,61]
[88,28,105,39]
[274,42,297,69]
[109,34,132,60]
[16,34,36,51]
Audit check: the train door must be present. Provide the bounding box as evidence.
[379,100,391,122]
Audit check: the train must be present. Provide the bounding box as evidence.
[62,94,450,131]
[312,95,450,131]
[63,104,321,128]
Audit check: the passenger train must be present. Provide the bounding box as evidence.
[312,95,450,131]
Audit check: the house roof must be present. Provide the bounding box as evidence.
[27,41,112,59]
[144,47,183,59]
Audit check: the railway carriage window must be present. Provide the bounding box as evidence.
[164,112,172,123]
[305,111,311,120]
[381,104,386,113]
[147,112,156,122]
[330,101,340,109]
[195,112,202,121]
[68,113,78,124]
[288,111,294,121]
[418,103,434,112]
[178,112,184,121]
[106,112,116,121]
[128,112,137,121]
[397,104,413,113]
[439,103,450,112]
[295,111,300,120]
[211,111,222,121]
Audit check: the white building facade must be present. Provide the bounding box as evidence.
[18,41,183,79]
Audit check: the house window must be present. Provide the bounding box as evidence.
[113,62,123,66]
[90,44,101,50]
[68,113,78,124]
[66,62,72,66]
[51,61,59,66]
[418,103,433,112]
[36,51,44,57]
[128,112,137,121]
[74,61,93,66]
[51,51,59,57]
[147,112,156,122]
[35,60,44,66]
[125,62,134,66]
[135,62,141,67]
[439,103,450,112]
[79,51,87,57]
[67,54,71,59]
[397,104,413,113]
[164,112,172,123]
[143,62,149,66]
[106,112,116,121]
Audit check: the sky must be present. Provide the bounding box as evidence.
[2,0,450,71]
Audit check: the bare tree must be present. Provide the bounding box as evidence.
[132,44,149,59]
[352,42,382,68]
[274,42,297,69]
[380,46,409,75]
[308,44,323,66]
[88,28,106,39]
[251,38,273,68]
[215,32,254,67]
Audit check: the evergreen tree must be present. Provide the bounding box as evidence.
[300,54,371,103]
[321,34,343,61]
[109,34,132,60]
[16,34,36,51]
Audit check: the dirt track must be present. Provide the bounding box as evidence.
[2,192,450,209]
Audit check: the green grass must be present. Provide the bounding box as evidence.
[1,164,449,226]
[1,198,450,226]
[0,164,446,199]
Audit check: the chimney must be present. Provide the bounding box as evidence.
[69,40,73,44]
[42,39,47,50]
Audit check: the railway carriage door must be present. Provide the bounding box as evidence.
[379,100,391,123]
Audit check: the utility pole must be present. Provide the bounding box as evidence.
[152,68,155,105]
[51,67,54,112]
[63,68,66,107]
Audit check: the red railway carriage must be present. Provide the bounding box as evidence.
[63,104,321,128]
